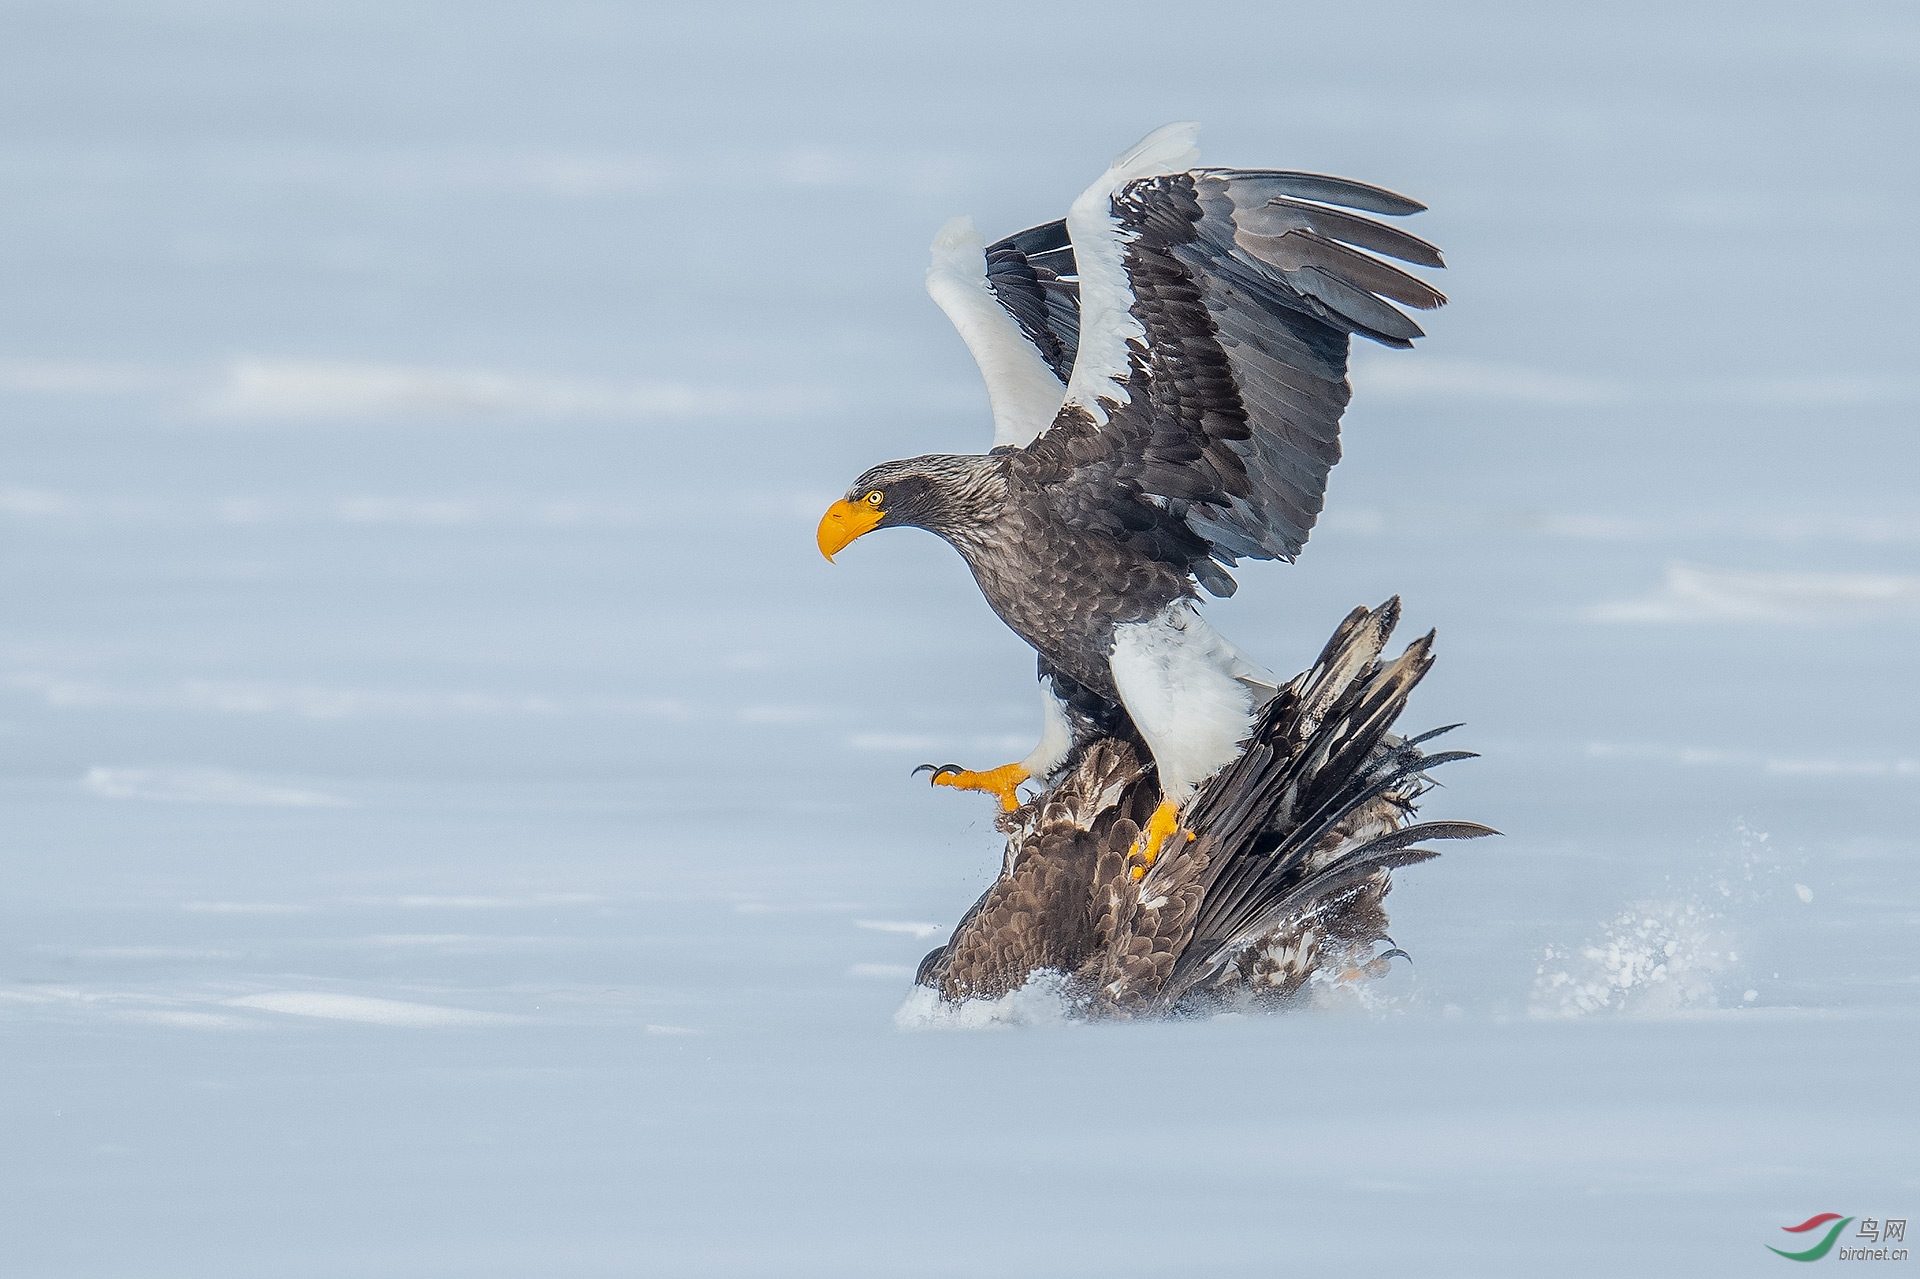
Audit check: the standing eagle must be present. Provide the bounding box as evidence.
[817,123,1446,868]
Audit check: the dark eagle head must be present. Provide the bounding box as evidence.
[816,453,1005,561]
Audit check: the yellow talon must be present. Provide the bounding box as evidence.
[925,762,1030,811]
[1130,798,1188,879]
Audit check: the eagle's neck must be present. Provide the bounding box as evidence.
[917,453,1011,551]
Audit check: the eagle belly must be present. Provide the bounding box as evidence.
[945,505,1262,802]
[947,499,1191,703]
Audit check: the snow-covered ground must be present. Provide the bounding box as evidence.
[3,2,1915,1273]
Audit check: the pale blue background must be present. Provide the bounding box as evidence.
[2,1,1915,1274]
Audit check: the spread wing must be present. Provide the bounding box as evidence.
[941,123,1444,583]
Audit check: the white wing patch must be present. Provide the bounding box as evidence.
[1108,600,1263,805]
[1062,122,1203,424]
[925,216,1066,449]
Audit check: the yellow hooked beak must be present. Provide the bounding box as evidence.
[816,498,884,561]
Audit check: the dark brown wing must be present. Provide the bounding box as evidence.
[982,220,1080,385]
[1024,168,1445,581]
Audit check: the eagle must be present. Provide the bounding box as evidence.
[912,599,1494,1016]
[817,123,1446,870]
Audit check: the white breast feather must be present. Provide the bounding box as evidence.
[925,216,1066,449]
[1062,122,1202,424]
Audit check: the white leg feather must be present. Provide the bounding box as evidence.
[1107,601,1260,805]
[1018,679,1075,782]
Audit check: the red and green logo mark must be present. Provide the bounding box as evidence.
[1770,1214,1853,1262]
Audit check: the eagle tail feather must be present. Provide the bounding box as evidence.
[1149,603,1494,1009]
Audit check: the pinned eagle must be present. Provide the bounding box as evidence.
[818,124,1490,1007]
[919,598,1490,1014]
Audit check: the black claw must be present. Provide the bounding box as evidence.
[912,763,964,784]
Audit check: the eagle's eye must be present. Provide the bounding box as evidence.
[865,491,884,506]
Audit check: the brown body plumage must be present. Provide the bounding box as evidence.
[850,448,1194,704]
